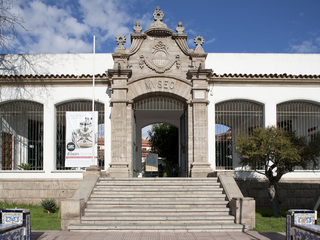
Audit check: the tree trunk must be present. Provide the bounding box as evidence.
[268,184,281,218]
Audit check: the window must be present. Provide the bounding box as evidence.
[0,101,43,170]
[56,100,105,170]
[277,101,320,169]
[215,100,263,170]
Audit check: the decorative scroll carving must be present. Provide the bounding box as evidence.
[144,56,176,73]
[174,36,190,55]
[129,36,145,55]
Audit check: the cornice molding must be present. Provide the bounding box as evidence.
[0,74,108,86]
[210,74,320,86]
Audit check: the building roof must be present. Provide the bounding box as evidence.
[0,52,319,78]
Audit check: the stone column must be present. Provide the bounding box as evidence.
[108,69,132,178]
[188,69,213,177]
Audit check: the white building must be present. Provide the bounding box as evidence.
[0,8,320,184]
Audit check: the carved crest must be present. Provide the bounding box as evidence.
[152,41,169,68]
[138,41,176,73]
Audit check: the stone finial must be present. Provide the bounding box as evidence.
[133,20,142,33]
[153,6,164,22]
[194,36,205,53]
[194,36,204,46]
[115,35,126,49]
[176,21,185,34]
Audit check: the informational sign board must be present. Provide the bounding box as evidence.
[65,111,98,167]
[146,154,158,172]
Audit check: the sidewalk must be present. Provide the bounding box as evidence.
[31,231,286,240]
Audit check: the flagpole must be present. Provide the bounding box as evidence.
[92,35,96,166]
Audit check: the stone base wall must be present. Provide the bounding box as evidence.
[236,179,320,210]
[0,179,82,205]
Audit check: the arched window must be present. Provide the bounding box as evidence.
[56,101,105,170]
[277,101,320,169]
[0,101,43,170]
[215,100,264,169]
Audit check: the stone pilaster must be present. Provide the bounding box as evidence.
[108,69,132,178]
[188,69,213,177]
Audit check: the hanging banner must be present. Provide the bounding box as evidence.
[65,111,98,167]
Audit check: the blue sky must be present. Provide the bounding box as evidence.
[4,0,320,54]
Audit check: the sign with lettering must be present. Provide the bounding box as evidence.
[65,111,98,167]
[145,80,175,91]
[146,154,158,172]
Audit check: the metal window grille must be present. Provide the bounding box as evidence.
[215,100,263,170]
[134,96,185,111]
[277,101,320,169]
[56,101,105,170]
[0,101,43,170]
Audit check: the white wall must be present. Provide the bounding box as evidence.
[208,85,320,178]
[0,85,110,179]
[207,53,320,75]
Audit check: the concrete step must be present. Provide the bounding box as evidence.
[89,194,226,201]
[68,177,243,232]
[68,223,244,232]
[86,201,228,209]
[90,192,226,198]
[93,187,222,195]
[84,207,230,215]
[98,177,218,182]
[81,214,235,221]
[81,220,235,225]
[96,182,221,187]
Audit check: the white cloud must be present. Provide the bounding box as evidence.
[289,39,320,53]
[10,0,139,53]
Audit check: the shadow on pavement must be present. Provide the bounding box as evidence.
[31,231,45,240]
[245,231,286,240]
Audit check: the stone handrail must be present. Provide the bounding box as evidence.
[61,171,100,230]
[218,173,255,229]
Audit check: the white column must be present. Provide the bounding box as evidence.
[207,99,215,170]
[104,101,111,172]
[43,99,55,175]
[264,102,277,127]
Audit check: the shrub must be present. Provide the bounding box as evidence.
[40,199,58,213]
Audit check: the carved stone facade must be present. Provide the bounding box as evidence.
[108,7,213,177]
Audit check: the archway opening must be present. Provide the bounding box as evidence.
[143,123,179,177]
[133,95,188,177]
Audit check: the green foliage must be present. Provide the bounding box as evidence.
[236,127,319,181]
[236,127,320,217]
[254,209,287,232]
[254,209,320,232]
[40,198,59,213]
[0,202,60,230]
[18,163,33,170]
[148,123,179,177]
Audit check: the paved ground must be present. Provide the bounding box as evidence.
[31,231,286,240]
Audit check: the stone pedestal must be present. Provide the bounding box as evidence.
[108,162,130,178]
[190,162,213,177]
[83,165,101,177]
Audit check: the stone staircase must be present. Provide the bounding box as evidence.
[68,178,244,232]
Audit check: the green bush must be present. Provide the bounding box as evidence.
[40,198,58,213]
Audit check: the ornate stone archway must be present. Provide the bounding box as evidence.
[107,7,213,178]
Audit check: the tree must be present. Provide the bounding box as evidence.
[147,123,179,177]
[236,126,320,217]
[0,0,25,52]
